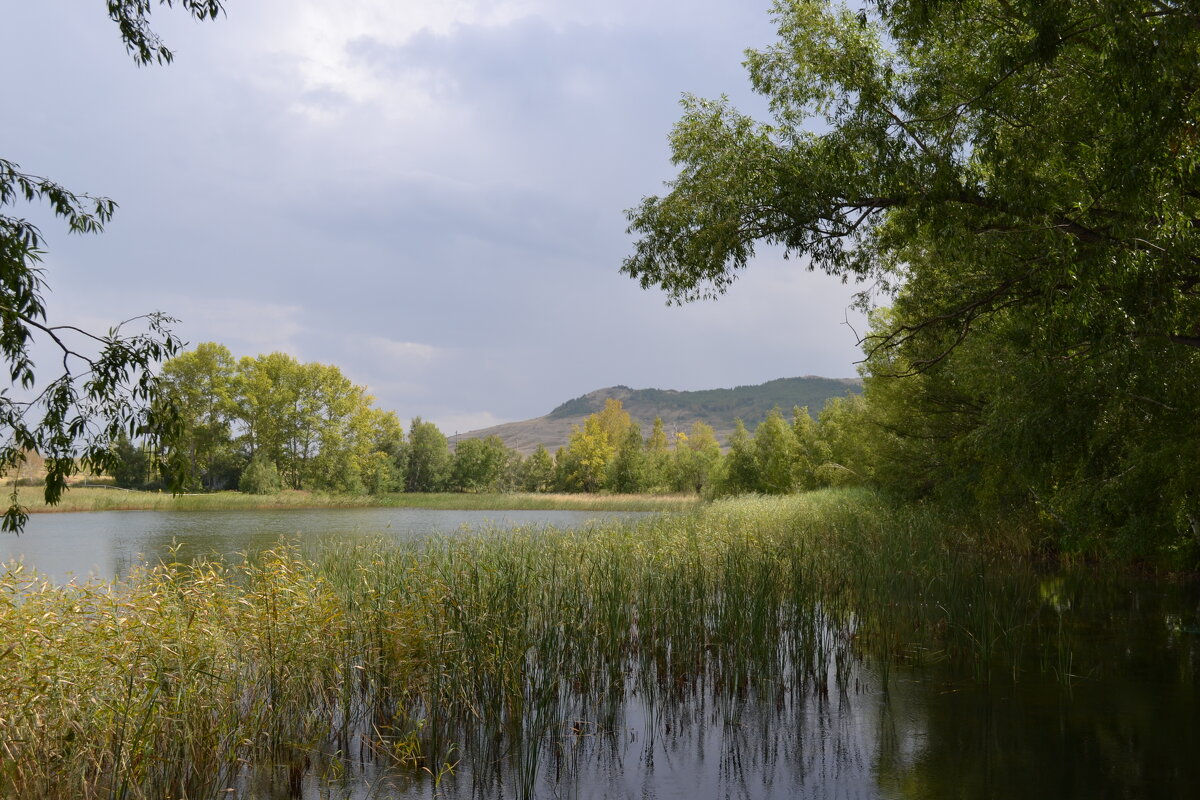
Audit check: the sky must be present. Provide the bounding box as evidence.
[4,0,867,433]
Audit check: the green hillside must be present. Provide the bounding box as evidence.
[548,377,860,427]
[462,376,861,454]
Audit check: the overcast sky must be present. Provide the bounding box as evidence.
[4,0,867,433]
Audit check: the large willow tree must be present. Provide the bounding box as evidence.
[625,1,1200,558]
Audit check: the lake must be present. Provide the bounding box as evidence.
[0,506,651,582]
[3,507,1198,799]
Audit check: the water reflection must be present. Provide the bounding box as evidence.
[313,576,1199,800]
[6,513,1198,799]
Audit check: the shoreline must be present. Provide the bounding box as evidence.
[14,486,700,515]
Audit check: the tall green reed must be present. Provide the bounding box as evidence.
[1,488,1073,799]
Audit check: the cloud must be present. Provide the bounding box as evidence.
[4,0,866,435]
[232,0,545,120]
[362,336,443,364]
[165,298,307,358]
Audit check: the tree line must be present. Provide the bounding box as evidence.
[113,342,871,498]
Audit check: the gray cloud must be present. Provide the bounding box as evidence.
[3,2,865,431]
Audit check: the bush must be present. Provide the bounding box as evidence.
[239,456,282,495]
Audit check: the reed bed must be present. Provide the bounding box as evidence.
[16,487,699,514]
[0,489,1069,799]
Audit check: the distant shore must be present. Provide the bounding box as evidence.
[14,486,700,515]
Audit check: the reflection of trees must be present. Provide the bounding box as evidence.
[424,575,1200,800]
[874,578,1200,799]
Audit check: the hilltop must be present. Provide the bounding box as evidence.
[457,376,860,454]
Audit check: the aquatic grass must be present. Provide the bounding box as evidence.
[1,488,1080,799]
[17,487,699,515]
[0,549,370,799]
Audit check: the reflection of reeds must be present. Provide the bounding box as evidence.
[0,489,1073,798]
[18,486,699,514]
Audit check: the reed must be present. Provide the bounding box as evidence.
[16,487,699,514]
[0,489,1072,799]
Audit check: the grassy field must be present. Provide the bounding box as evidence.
[13,486,701,514]
[0,488,1073,799]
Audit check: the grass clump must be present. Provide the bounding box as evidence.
[0,489,1076,799]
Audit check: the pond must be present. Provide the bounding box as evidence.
[2,508,1198,800]
[0,507,651,581]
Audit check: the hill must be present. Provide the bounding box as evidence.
[456,376,860,454]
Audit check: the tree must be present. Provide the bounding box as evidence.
[239,454,282,495]
[754,408,795,494]
[718,419,759,496]
[233,353,302,482]
[562,415,616,493]
[625,0,1200,360]
[157,343,407,495]
[594,398,632,447]
[814,393,875,489]
[405,418,450,492]
[670,422,722,495]
[623,0,1200,554]
[109,433,150,489]
[352,408,405,495]
[449,436,511,493]
[1,3,225,531]
[520,445,555,493]
[645,417,671,490]
[790,406,823,490]
[608,422,650,493]
[159,342,237,490]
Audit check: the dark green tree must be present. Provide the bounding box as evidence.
[718,419,759,496]
[623,0,1200,555]
[625,0,1200,359]
[608,422,650,493]
[520,445,555,493]
[405,418,450,493]
[448,436,511,493]
[109,434,150,489]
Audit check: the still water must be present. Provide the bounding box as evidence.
[0,507,649,581]
[272,571,1197,800]
[4,510,1198,799]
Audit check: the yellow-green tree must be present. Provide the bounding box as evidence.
[670,422,721,494]
[562,415,616,492]
[791,405,825,490]
[754,408,795,494]
[159,342,237,490]
[594,398,632,445]
[815,394,875,488]
[645,417,671,490]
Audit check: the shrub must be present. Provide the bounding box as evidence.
[239,456,282,495]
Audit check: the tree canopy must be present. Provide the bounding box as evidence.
[1,1,226,530]
[624,0,1200,558]
[625,0,1200,363]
